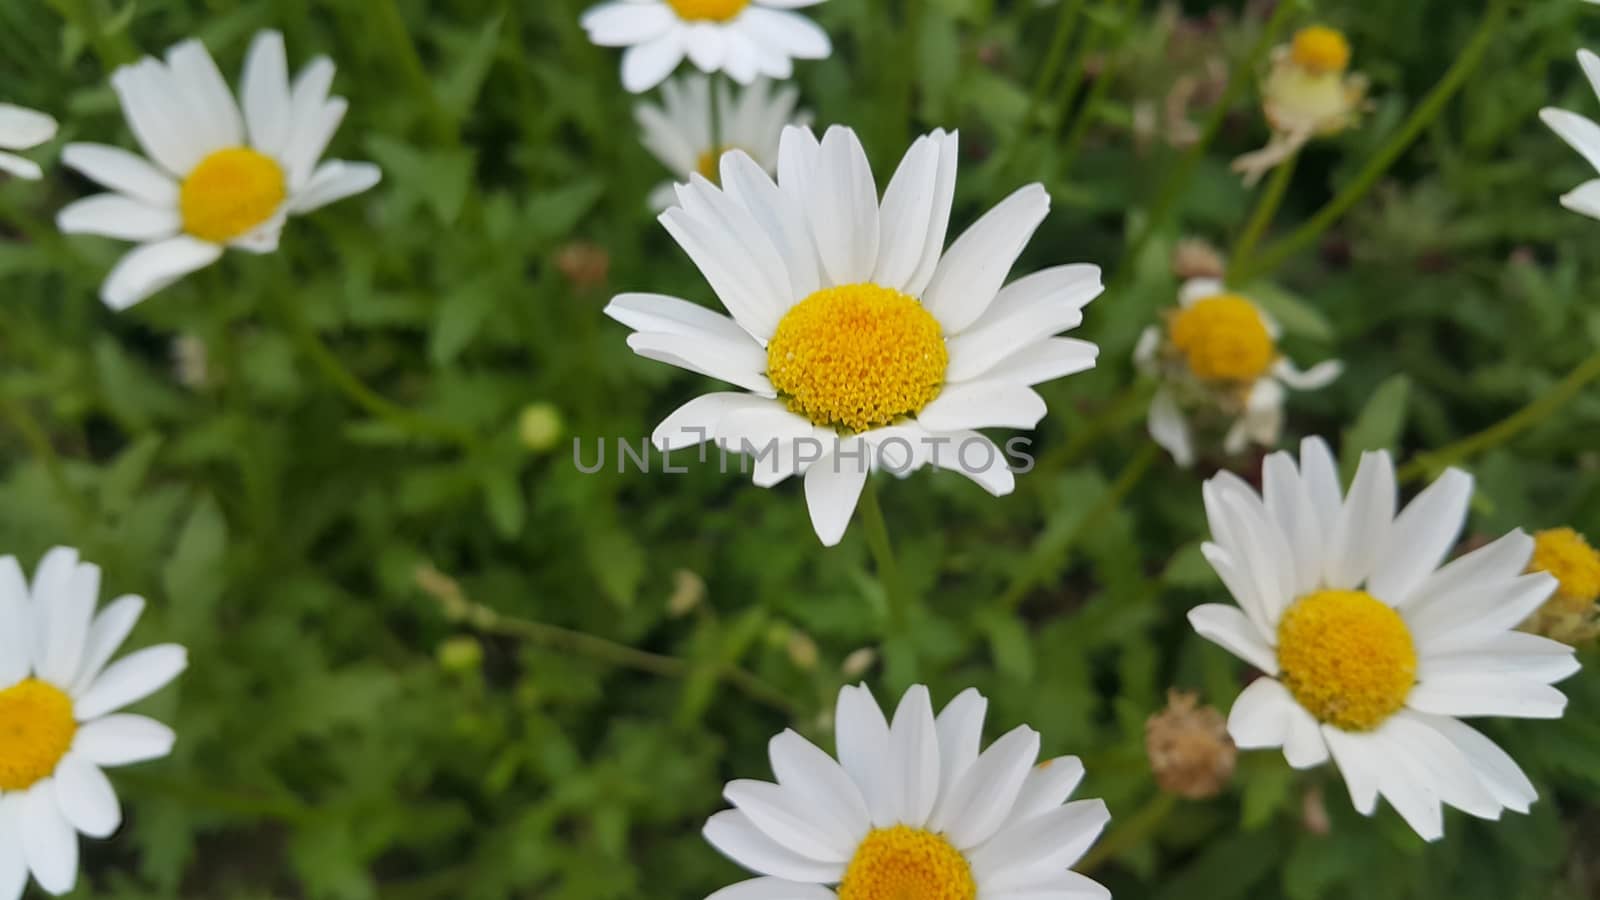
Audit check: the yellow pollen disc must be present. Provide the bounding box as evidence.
[1290,26,1352,75]
[1530,528,1600,605]
[837,826,977,900]
[667,0,749,22]
[0,679,78,791]
[180,147,286,244]
[1167,294,1277,382]
[767,283,948,433]
[1276,590,1417,732]
[695,146,742,184]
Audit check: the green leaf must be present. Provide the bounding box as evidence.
[1242,281,1336,342]
[1340,374,1412,480]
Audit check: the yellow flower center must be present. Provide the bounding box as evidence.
[1290,26,1352,75]
[695,146,744,183]
[667,0,749,22]
[0,679,78,791]
[180,147,286,244]
[1530,528,1600,605]
[767,283,948,433]
[1276,590,1417,732]
[837,826,977,900]
[1167,294,1276,382]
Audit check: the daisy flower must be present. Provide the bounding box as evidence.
[1520,527,1600,645]
[637,74,806,210]
[1187,438,1580,840]
[1233,26,1368,186]
[0,547,187,899]
[1134,278,1341,468]
[1540,49,1600,220]
[57,30,381,311]
[605,125,1102,546]
[703,683,1111,900]
[581,0,831,93]
[0,103,57,180]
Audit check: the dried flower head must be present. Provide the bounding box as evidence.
[1146,689,1237,799]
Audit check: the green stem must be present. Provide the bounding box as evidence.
[859,478,911,646]
[446,590,798,716]
[1229,0,1508,285]
[1024,0,1089,133]
[1228,152,1298,282]
[268,292,478,448]
[710,72,724,157]
[373,0,455,144]
[1033,382,1155,478]
[115,771,314,824]
[1000,443,1159,610]
[1398,350,1600,482]
[47,0,135,69]
[1042,8,1108,145]
[1078,790,1178,874]
[1114,0,1296,281]
[1055,0,1137,183]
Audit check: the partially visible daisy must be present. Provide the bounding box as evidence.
[0,547,187,899]
[1540,49,1600,220]
[1188,439,1580,840]
[1521,527,1600,645]
[0,103,57,180]
[1135,278,1341,467]
[57,30,381,310]
[1233,26,1368,186]
[703,683,1111,900]
[582,0,831,93]
[606,126,1103,546]
[637,74,806,210]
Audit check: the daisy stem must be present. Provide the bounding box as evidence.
[450,591,799,716]
[115,771,315,824]
[1077,790,1178,874]
[1054,0,1137,183]
[1024,0,1090,135]
[999,442,1159,611]
[269,292,479,449]
[1398,350,1600,482]
[1113,0,1296,282]
[859,478,914,668]
[710,73,725,158]
[1228,0,1508,286]
[1227,151,1298,281]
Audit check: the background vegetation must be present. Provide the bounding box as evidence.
[2,0,1598,897]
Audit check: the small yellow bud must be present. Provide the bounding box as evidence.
[786,631,819,671]
[437,635,484,673]
[668,569,706,617]
[1290,26,1351,75]
[517,403,564,453]
[840,647,878,679]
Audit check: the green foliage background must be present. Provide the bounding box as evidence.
[2,0,1599,897]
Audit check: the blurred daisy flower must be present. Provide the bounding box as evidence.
[703,683,1111,900]
[637,74,805,210]
[58,31,381,311]
[0,547,187,899]
[582,0,831,93]
[1539,49,1600,220]
[1233,25,1368,186]
[606,126,1102,546]
[1521,527,1600,645]
[0,104,57,180]
[1134,278,1341,468]
[1188,439,1580,841]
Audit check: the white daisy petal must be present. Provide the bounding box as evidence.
[582,2,676,46]
[967,798,1109,877]
[768,730,871,844]
[0,798,25,900]
[872,135,942,290]
[60,143,179,208]
[903,129,960,298]
[1409,572,1559,655]
[1382,714,1502,820]
[70,714,176,767]
[1004,756,1086,827]
[1325,450,1396,589]
[1261,450,1323,596]
[21,784,78,895]
[288,160,380,214]
[703,810,845,882]
[1411,714,1537,814]
[626,332,774,395]
[0,556,33,686]
[1373,738,1445,841]
[651,392,772,452]
[1226,677,1296,750]
[1148,388,1195,467]
[52,754,122,839]
[1559,178,1600,220]
[886,685,941,828]
[0,103,57,150]
[1321,726,1381,815]
[1541,107,1600,175]
[1187,604,1279,675]
[932,688,988,796]
[73,644,188,720]
[1405,676,1567,720]
[969,338,1099,387]
[164,39,244,155]
[57,194,182,242]
[931,431,1017,497]
[916,381,1046,432]
[0,150,43,180]
[1367,469,1473,607]
[109,60,199,176]
[99,237,225,311]
[928,724,1040,848]
[622,31,688,94]
[807,126,879,286]
[706,878,838,900]
[1402,529,1535,615]
[802,447,869,547]
[241,30,293,156]
[922,184,1051,334]
[69,594,145,697]
[835,684,896,826]
[725,780,852,863]
[39,560,100,688]
[1418,631,1580,684]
